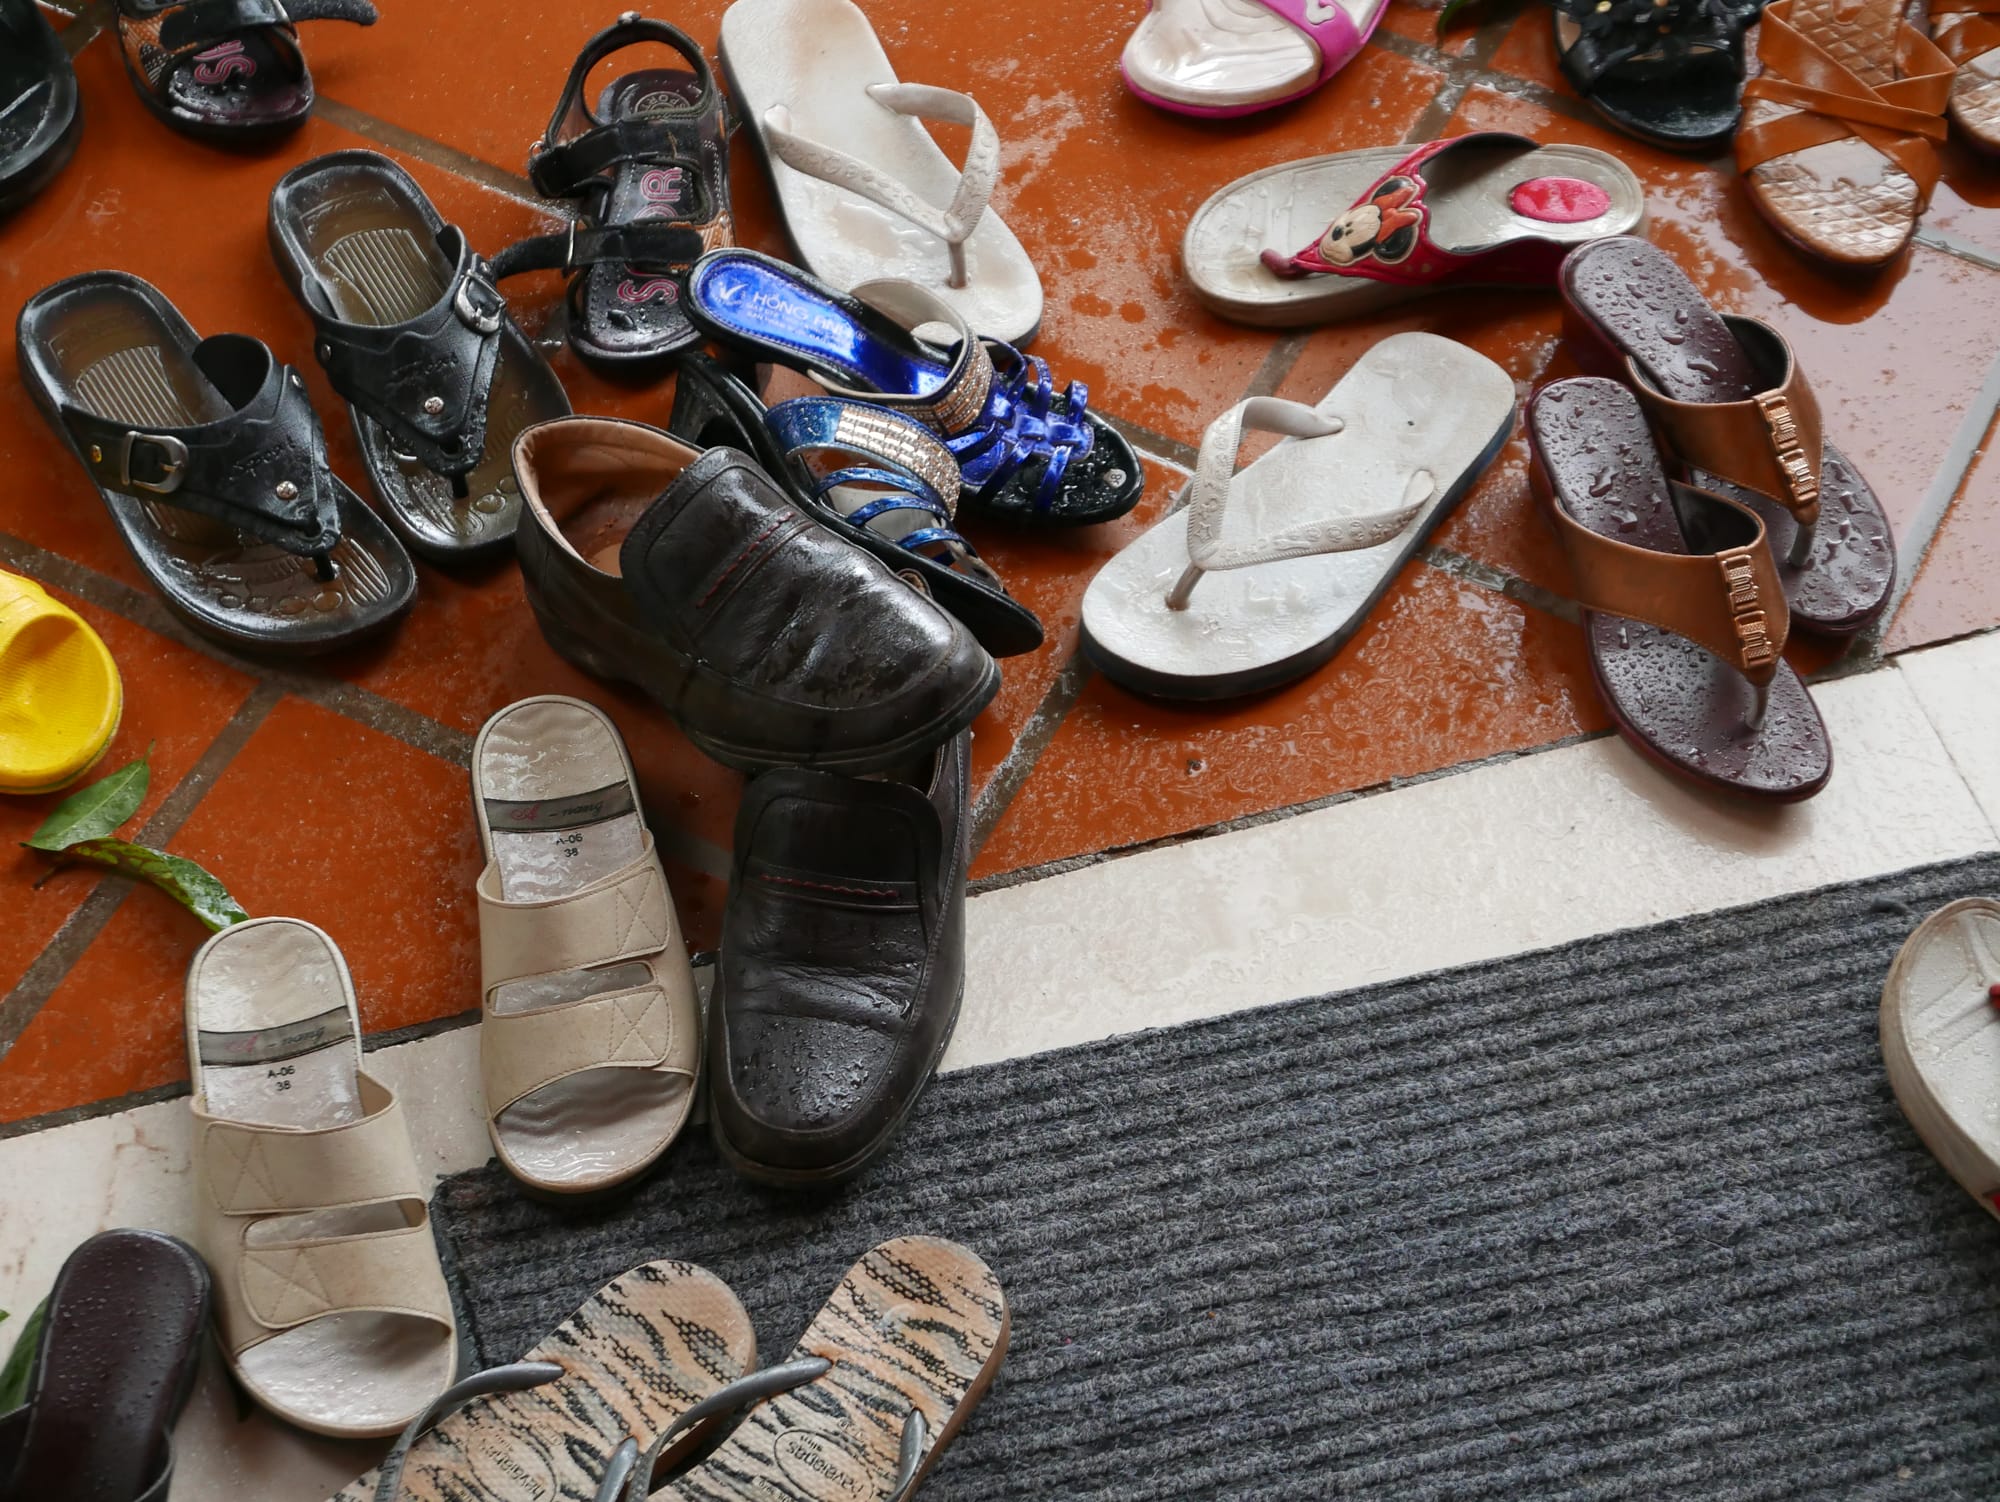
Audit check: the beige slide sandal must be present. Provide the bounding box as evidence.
[473,695,700,1198]
[608,1236,1009,1502]
[332,1260,760,1502]
[1881,896,2000,1218]
[184,916,457,1439]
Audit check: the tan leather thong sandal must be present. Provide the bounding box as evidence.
[601,1237,1009,1502]
[473,695,699,1198]
[331,1260,760,1502]
[1931,0,2000,149]
[1737,0,1953,267]
[184,916,456,1439]
[1881,897,2000,1218]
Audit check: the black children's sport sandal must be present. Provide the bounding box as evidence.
[0,0,81,215]
[1551,0,1763,151]
[18,271,416,655]
[489,14,732,377]
[113,0,377,143]
[268,150,570,565]
[667,352,1045,657]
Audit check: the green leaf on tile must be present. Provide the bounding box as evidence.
[0,1300,46,1411]
[53,840,250,932]
[21,749,151,852]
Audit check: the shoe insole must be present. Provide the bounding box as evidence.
[0,1231,207,1502]
[1562,237,1893,629]
[648,1238,1008,1502]
[719,0,1041,343]
[1081,333,1514,699]
[475,697,693,1190]
[161,33,309,129]
[188,918,454,1434]
[1530,379,1830,799]
[1125,0,1377,107]
[32,284,405,642]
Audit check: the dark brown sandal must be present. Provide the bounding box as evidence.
[1560,235,1895,636]
[1528,376,1833,803]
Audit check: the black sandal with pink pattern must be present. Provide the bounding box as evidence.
[489,14,731,378]
[114,0,375,144]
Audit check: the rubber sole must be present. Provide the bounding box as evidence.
[0,97,81,216]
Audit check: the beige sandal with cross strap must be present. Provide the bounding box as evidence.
[473,695,700,1198]
[1931,0,2000,149]
[185,916,457,1439]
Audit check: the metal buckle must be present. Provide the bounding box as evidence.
[117,432,188,494]
[563,219,580,274]
[453,267,504,336]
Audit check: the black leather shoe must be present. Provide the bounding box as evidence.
[512,416,998,774]
[709,728,970,1185]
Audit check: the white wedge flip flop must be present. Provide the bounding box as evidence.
[184,916,457,1439]
[717,0,1043,344]
[1882,896,2000,1219]
[472,695,700,1199]
[1080,331,1514,700]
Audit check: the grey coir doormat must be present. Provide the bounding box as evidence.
[430,853,2000,1500]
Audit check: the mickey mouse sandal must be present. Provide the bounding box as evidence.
[331,1262,759,1502]
[270,150,570,564]
[1737,0,1952,267]
[685,249,1140,527]
[0,0,80,215]
[1881,897,2000,1220]
[602,1238,1007,1502]
[473,696,700,1200]
[1121,0,1391,119]
[1560,236,1895,634]
[1081,333,1514,700]
[1932,0,2000,151]
[185,916,457,1439]
[17,271,416,655]
[114,0,376,143]
[489,15,731,377]
[718,0,1042,345]
[1185,133,1643,328]
[1551,0,1762,149]
[1529,378,1832,802]
[667,352,1044,657]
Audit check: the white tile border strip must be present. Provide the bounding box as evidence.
[0,646,1995,1497]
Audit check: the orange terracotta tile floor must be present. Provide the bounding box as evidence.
[3,0,1998,1132]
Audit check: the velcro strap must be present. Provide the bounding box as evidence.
[530,123,696,197]
[482,981,684,1113]
[197,1073,424,1216]
[489,220,709,282]
[477,843,674,991]
[157,0,287,51]
[1624,316,1824,526]
[240,1221,452,1333]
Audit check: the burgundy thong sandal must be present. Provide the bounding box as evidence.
[1529,377,1832,803]
[115,0,376,143]
[1559,235,1895,636]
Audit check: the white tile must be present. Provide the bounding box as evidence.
[1898,631,2000,840]
[945,664,1999,1069]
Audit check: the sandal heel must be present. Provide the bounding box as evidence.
[1560,292,1628,382]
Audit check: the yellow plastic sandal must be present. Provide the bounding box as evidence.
[0,570,121,795]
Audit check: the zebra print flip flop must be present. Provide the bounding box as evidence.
[333,1261,759,1502]
[604,1237,1008,1502]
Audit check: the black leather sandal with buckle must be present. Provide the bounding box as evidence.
[18,270,416,655]
[490,12,732,378]
[268,149,570,565]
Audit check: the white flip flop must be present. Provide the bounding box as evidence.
[472,695,701,1199]
[1881,896,2000,1219]
[185,916,457,1439]
[718,0,1043,344]
[1120,0,1390,118]
[1183,133,1645,328]
[1080,331,1514,700]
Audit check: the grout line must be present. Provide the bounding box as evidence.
[0,683,282,1058]
[1879,345,2000,627]
[310,98,553,215]
[0,531,475,766]
[1422,544,1582,624]
[1098,413,1198,472]
[969,649,1097,857]
[1241,332,1312,404]
[0,1079,188,1144]
[56,0,106,53]
[1914,227,2000,275]
[1889,645,2000,849]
